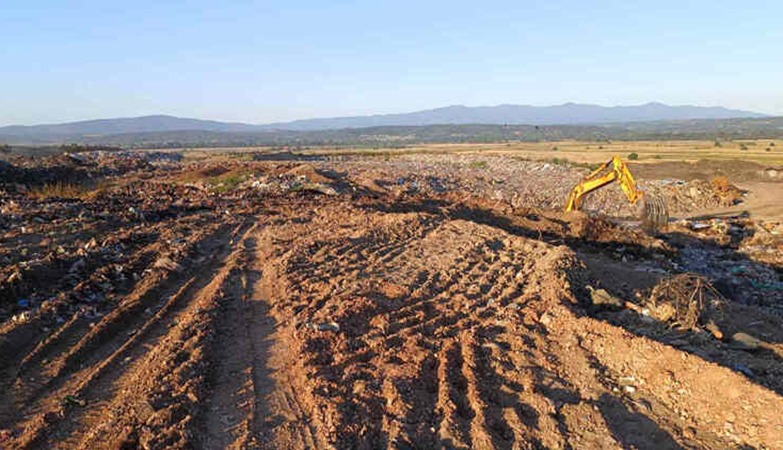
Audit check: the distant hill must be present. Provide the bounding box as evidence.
[261,102,766,131]
[0,115,257,144]
[0,103,767,144]
[1,117,777,149]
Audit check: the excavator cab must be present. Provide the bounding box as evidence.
[565,156,668,233]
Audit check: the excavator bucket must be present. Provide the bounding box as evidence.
[640,194,669,234]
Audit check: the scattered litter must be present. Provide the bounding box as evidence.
[316,321,341,332]
[153,256,182,272]
[61,395,86,407]
[730,332,762,351]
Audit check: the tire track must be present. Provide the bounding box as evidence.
[1,226,224,433]
[197,230,258,449]
[7,223,245,449]
[247,225,328,449]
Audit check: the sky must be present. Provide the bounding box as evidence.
[2,0,782,125]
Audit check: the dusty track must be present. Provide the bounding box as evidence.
[1,165,782,448]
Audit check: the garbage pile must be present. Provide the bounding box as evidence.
[666,216,783,310]
[322,154,748,218]
[65,151,166,174]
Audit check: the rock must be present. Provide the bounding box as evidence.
[303,183,338,196]
[587,286,623,310]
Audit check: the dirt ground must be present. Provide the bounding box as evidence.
[0,151,782,449]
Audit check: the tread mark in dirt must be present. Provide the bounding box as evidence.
[2,189,782,450]
[436,340,475,449]
[8,225,241,448]
[247,229,327,449]
[0,227,226,433]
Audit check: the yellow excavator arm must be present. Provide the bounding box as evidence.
[564,155,668,232]
[565,156,643,211]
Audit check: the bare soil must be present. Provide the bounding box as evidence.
[0,152,781,449]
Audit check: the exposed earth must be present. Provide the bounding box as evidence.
[0,150,781,449]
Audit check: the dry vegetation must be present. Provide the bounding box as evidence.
[27,181,109,201]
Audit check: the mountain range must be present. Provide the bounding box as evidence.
[0,103,767,144]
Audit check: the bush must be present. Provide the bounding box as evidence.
[628,152,639,161]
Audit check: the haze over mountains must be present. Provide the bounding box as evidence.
[0,103,767,144]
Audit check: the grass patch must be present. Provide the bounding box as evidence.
[549,157,599,171]
[177,166,256,193]
[28,181,108,200]
[207,173,247,193]
[468,160,488,169]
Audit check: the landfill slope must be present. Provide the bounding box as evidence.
[0,152,782,449]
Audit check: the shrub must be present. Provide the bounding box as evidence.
[628,152,639,161]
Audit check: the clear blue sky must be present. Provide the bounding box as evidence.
[2,0,782,125]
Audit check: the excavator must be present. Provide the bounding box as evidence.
[564,155,668,233]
